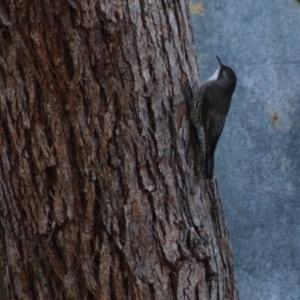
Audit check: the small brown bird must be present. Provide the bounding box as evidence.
[191,56,237,179]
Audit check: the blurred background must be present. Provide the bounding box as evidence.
[190,0,300,299]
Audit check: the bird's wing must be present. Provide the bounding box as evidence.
[191,85,205,124]
[206,113,226,156]
[191,83,208,145]
[201,84,226,156]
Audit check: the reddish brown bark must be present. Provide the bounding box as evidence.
[0,0,238,299]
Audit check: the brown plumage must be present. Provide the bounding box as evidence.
[191,56,237,179]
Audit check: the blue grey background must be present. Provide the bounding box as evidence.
[191,0,300,299]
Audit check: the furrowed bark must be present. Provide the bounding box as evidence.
[0,0,238,299]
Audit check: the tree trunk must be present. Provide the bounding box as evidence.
[0,0,238,299]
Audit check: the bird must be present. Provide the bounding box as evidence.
[191,56,237,179]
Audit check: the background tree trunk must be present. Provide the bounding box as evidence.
[0,0,238,299]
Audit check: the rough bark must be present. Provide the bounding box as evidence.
[0,0,238,299]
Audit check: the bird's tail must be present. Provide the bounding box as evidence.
[205,153,214,179]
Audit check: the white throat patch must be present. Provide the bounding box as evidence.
[207,66,220,82]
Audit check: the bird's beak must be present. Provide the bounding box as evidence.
[216,55,223,67]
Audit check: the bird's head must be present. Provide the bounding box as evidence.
[207,56,237,93]
[215,55,237,93]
